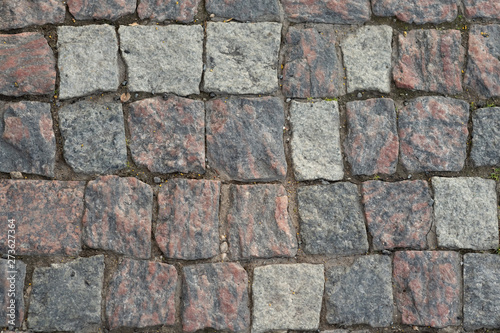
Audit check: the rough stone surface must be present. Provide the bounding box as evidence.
[0,102,55,177]
[58,25,119,99]
[106,259,178,329]
[138,0,202,22]
[362,180,433,250]
[464,0,500,19]
[128,96,205,174]
[227,184,297,260]
[326,256,393,327]
[432,177,499,250]
[204,22,281,94]
[372,0,458,24]
[297,183,369,255]
[68,0,137,20]
[342,26,393,93]
[0,33,56,96]
[28,256,104,332]
[182,263,249,332]
[119,25,203,96]
[394,29,464,94]
[398,97,469,173]
[157,179,220,260]
[0,180,85,256]
[206,0,280,21]
[290,100,343,181]
[206,97,287,181]
[282,0,371,24]
[0,0,66,30]
[345,98,398,175]
[59,101,127,174]
[393,251,462,328]
[471,107,500,166]
[83,176,153,259]
[252,264,324,333]
[0,259,26,327]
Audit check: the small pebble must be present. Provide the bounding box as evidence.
[220,241,228,253]
[221,253,227,261]
[121,80,128,86]
[162,94,169,100]
[382,250,392,255]
[408,174,412,179]
[209,92,216,98]
[120,92,131,103]
[10,171,23,179]
[135,93,139,98]
[210,13,215,18]
[286,98,291,103]
[357,92,362,98]
[154,177,162,184]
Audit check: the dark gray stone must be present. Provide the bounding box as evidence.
[0,0,66,30]
[472,107,500,166]
[282,0,371,24]
[372,0,458,24]
[206,0,280,21]
[67,0,137,20]
[0,259,26,327]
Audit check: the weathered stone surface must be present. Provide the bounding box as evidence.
[282,0,371,24]
[157,179,220,260]
[297,183,369,255]
[0,0,65,30]
[464,254,500,330]
[290,100,343,181]
[227,184,297,260]
[471,107,500,166]
[182,263,249,332]
[138,0,202,22]
[128,96,205,174]
[464,25,500,98]
[0,102,55,177]
[106,259,177,329]
[394,29,464,94]
[282,27,345,98]
[0,33,56,97]
[433,177,498,250]
[393,251,462,328]
[119,25,203,96]
[28,256,104,332]
[362,180,433,250]
[326,256,392,327]
[398,97,469,173]
[58,25,119,99]
[68,0,136,20]
[204,22,281,94]
[206,97,287,181]
[345,98,398,175]
[464,0,500,19]
[0,180,84,256]
[206,0,280,21]
[252,264,324,332]
[0,259,26,327]
[372,0,457,24]
[343,26,392,93]
[59,101,127,174]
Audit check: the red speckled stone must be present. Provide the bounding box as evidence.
[138,0,202,22]
[372,0,457,24]
[464,0,500,19]
[68,0,136,20]
[282,0,371,24]
[0,0,66,30]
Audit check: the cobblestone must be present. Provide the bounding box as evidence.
[282,0,371,24]
[471,107,500,166]
[138,0,202,22]
[0,0,65,30]
[68,0,137,20]
[464,0,500,20]
[206,0,280,21]
[372,0,458,24]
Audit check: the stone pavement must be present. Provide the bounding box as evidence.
[0,0,500,332]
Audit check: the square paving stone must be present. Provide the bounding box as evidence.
[206,0,280,21]
[282,0,371,24]
[59,101,127,174]
[297,183,369,255]
[345,98,398,176]
[372,0,458,24]
[204,22,281,95]
[83,176,153,259]
[394,29,464,95]
[290,100,344,181]
[464,0,500,19]
[0,33,56,97]
[342,26,393,94]
[156,179,220,260]
[252,264,324,332]
[393,251,462,328]
[0,0,66,30]
[68,0,137,20]
[0,180,85,256]
[58,25,119,99]
[106,259,178,329]
[471,107,500,166]
[0,259,26,327]
[138,0,202,22]
[128,96,205,174]
[432,177,499,250]
[227,184,297,260]
[326,255,393,327]
[362,180,433,250]
[464,254,500,330]
[398,97,469,173]
[182,263,249,332]
[206,97,287,181]
[119,25,203,96]
[0,101,56,177]
[464,25,500,98]
[28,256,104,332]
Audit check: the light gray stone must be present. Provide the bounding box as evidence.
[471,107,500,166]
[119,25,203,96]
[433,177,499,250]
[252,264,324,333]
[290,100,344,181]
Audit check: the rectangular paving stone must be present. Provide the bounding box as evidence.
[252,264,324,332]
[394,29,464,94]
[471,107,500,166]
[157,179,220,260]
[282,0,371,24]
[464,0,500,19]
[393,251,462,328]
[204,22,281,95]
[106,259,177,329]
[398,96,469,173]
[68,0,137,20]
[206,0,280,21]
[372,0,458,24]
[0,259,26,327]
[290,100,343,181]
[433,177,499,250]
[0,180,85,256]
[138,0,202,22]
[0,0,65,30]
[345,98,398,176]
[182,263,249,332]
